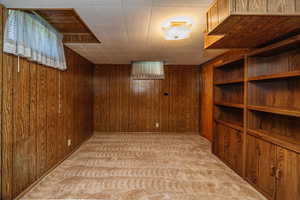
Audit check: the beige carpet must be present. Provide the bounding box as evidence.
[21,133,266,200]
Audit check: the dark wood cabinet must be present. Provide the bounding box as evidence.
[276,147,300,200]
[214,122,243,175]
[245,134,276,199]
[246,134,300,200]
[228,128,243,174]
[214,122,227,160]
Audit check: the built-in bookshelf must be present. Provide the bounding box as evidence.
[213,36,300,200]
[247,47,300,151]
[213,57,245,176]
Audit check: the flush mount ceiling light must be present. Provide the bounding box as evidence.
[162,17,193,40]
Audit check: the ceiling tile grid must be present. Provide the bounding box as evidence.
[3,0,227,65]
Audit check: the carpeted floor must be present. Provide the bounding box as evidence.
[21,133,266,200]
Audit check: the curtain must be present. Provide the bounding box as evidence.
[4,9,66,70]
[131,61,165,80]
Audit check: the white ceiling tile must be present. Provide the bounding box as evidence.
[3,0,226,65]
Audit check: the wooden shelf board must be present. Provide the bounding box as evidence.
[215,119,244,131]
[214,79,244,85]
[214,55,244,68]
[215,102,244,109]
[206,15,300,49]
[247,128,300,154]
[248,34,300,57]
[247,105,300,118]
[214,56,245,68]
[248,71,300,81]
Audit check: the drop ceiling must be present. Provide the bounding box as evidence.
[2,0,226,65]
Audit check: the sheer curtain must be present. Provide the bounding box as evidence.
[4,9,66,70]
[131,61,165,80]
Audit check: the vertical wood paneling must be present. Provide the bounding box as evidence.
[0,4,3,198]
[46,68,59,168]
[12,58,33,197]
[109,68,121,131]
[2,53,14,200]
[36,65,48,177]
[63,49,73,152]
[93,65,200,133]
[1,45,94,199]
[93,67,110,132]
[29,62,37,181]
[72,57,79,147]
[160,71,170,132]
[120,67,130,131]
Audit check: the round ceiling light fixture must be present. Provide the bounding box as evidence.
[161,17,193,40]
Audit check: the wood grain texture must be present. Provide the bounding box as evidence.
[233,0,298,13]
[206,15,300,49]
[200,50,248,141]
[36,65,48,177]
[245,134,276,199]
[208,37,300,200]
[1,46,94,199]
[276,147,300,200]
[0,4,3,198]
[93,65,200,133]
[268,0,295,13]
[248,0,267,13]
[234,0,248,12]
[12,57,34,197]
[205,0,300,49]
[199,64,214,141]
[2,51,14,200]
[34,9,100,43]
[218,0,230,23]
[2,9,14,198]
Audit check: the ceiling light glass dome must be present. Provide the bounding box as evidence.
[162,17,193,40]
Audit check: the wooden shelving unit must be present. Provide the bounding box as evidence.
[248,34,300,57]
[247,128,300,154]
[215,102,244,109]
[248,71,300,82]
[246,42,300,200]
[213,56,245,177]
[215,119,243,131]
[213,35,300,200]
[247,105,300,118]
[214,78,243,85]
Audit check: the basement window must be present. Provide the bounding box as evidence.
[3,9,66,70]
[131,61,165,80]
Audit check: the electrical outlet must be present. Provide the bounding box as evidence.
[155,122,159,128]
[67,139,72,147]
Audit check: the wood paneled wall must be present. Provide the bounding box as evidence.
[1,46,94,199]
[94,65,200,133]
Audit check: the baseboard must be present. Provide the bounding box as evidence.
[14,134,93,200]
[93,131,201,135]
